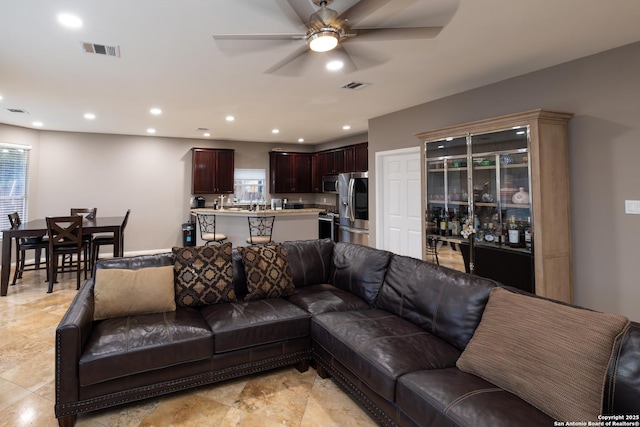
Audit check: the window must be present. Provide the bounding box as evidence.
[234,169,266,204]
[0,143,31,231]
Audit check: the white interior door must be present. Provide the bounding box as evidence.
[376,146,422,258]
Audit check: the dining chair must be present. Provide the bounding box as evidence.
[196,213,227,245]
[90,209,130,272]
[7,212,49,285]
[246,216,275,245]
[70,208,96,271]
[46,216,87,293]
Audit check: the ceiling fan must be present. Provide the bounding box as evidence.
[212,0,443,74]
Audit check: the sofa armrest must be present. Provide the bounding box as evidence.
[55,279,95,407]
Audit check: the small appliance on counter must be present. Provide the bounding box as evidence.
[271,198,282,210]
[194,196,206,208]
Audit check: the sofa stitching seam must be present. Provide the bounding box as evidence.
[443,388,503,413]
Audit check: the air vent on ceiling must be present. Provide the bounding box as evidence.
[81,42,121,57]
[7,108,28,114]
[341,81,370,90]
[196,127,209,131]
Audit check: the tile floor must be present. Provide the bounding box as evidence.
[0,267,378,427]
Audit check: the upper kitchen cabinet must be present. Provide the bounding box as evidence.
[269,152,312,193]
[353,143,368,172]
[192,148,235,194]
[417,109,574,303]
[316,143,368,177]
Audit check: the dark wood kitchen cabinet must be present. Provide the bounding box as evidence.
[269,152,312,193]
[192,148,235,194]
[353,143,368,172]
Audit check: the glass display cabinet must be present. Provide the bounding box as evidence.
[418,110,574,303]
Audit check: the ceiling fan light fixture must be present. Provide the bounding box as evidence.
[307,29,340,52]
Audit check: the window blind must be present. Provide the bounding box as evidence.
[0,143,31,231]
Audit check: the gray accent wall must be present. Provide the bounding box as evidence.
[368,41,640,321]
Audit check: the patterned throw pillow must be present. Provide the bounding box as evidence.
[172,243,236,307]
[237,244,295,301]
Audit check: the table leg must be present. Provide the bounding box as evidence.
[1,232,13,296]
[113,227,122,257]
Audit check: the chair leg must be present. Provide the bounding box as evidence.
[48,253,57,293]
[76,253,82,290]
[11,251,21,286]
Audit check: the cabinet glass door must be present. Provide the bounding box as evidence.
[470,126,531,251]
[425,136,468,237]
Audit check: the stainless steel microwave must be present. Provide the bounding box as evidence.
[322,175,339,193]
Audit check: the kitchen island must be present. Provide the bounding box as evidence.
[190,208,322,247]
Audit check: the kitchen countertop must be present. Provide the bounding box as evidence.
[191,208,324,216]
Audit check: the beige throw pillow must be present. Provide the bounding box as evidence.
[94,266,176,320]
[456,287,629,421]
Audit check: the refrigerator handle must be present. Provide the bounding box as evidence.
[348,178,355,222]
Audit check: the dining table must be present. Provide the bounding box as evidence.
[1,215,126,296]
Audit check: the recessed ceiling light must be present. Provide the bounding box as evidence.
[84,113,96,120]
[298,138,304,143]
[226,115,235,122]
[32,121,43,127]
[146,128,156,134]
[516,130,526,135]
[342,125,351,130]
[272,129,280,134]
[326,60,344,71]
[57,13,83,29]
[203,132,211,137]
[150,108,162,115]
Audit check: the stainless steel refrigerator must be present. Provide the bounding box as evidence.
[338,172,369,246]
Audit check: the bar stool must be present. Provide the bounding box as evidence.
[425,235,440,265]
[196,213,227,245]
[7,212,49,284]
[246,216,275,245]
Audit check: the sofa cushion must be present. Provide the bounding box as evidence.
[93,266,176,320]
[312,310,460,401]
[282,238,334,288]
[287,283,370,315]
[397,368,554,427]
[330,242,392,306]
[199,298,310,353]
[79,308,213,386]
[237,244,295,300]
[377,255,497,350]
[456,287,630,421]
[172,243,236,307]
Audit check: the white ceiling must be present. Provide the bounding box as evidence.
[1,0,640,145]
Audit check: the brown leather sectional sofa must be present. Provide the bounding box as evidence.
[55,239,640,426]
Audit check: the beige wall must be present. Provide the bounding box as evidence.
[368,42,640,321]
[0,126,310,252]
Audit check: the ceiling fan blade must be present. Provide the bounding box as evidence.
[338,0,392,27]
[351,26,443,42]
[212,33,304,41]
[264,44,311,75]
[282,0,318,26]
[325,46,358,74]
